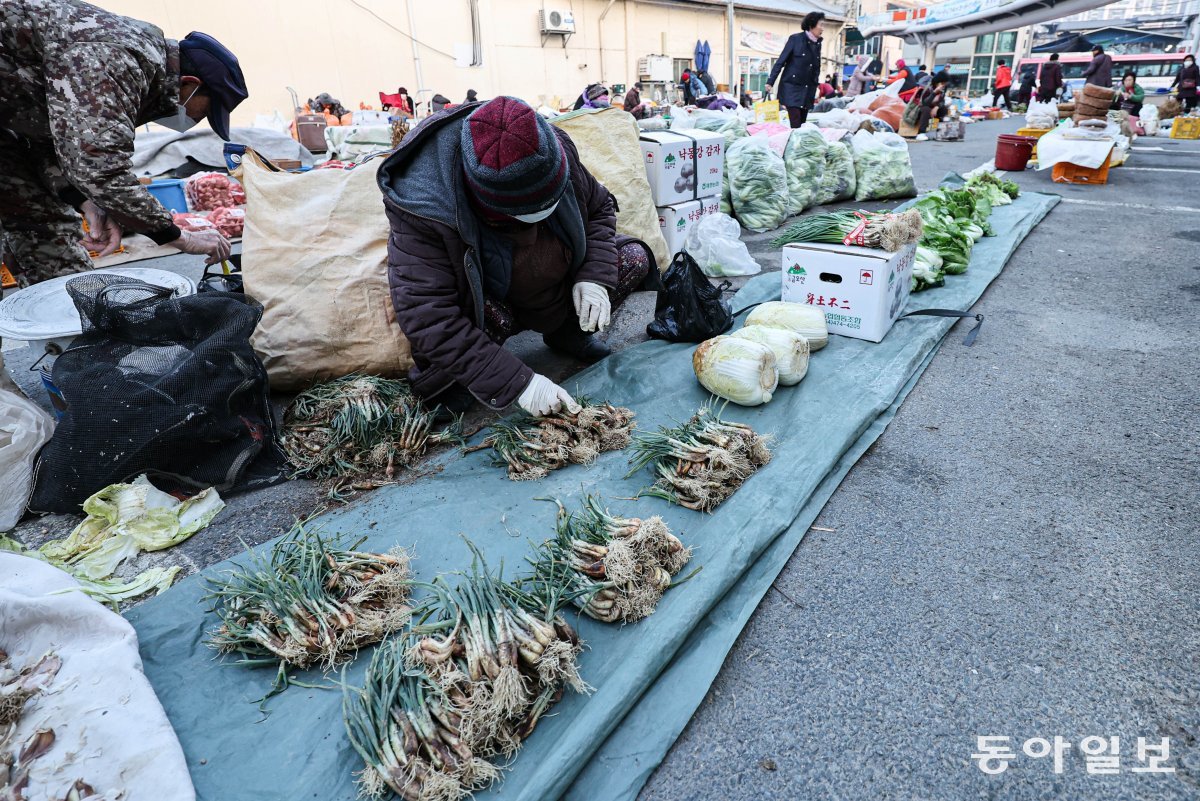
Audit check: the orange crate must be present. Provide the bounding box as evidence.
[0,263,15,289]
[1052,151,1112,185]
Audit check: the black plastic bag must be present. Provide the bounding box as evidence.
[29,275,287,513]
[646,251,733,342]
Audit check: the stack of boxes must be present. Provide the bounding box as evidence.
[638,130,725,256]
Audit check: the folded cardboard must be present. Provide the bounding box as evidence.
[657,196,721,256]
[781,242,915,343]
[639,129,724,206]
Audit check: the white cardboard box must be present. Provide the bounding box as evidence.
[657,196,721,256]
[781,242,916,343]
[639,129,724,206]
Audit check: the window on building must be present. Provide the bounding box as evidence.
[997,31,1017,52]
[972,55,993,76]
[739,57,775,93]
[969,77,991,94]
[975,34,995,53]
[673,58,692,80]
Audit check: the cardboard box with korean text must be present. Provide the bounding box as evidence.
[780,242,916,342]
[639,129,724,206]
[657,196,721,257]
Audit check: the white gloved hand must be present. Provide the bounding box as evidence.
[571,281,612,333]
[169,228,232,266]
[517,374,581,417]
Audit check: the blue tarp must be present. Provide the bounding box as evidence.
[125,187,1059,801]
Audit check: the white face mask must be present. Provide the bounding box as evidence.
[155,85,200,132]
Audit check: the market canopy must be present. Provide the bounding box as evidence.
[1032,32,1096,53]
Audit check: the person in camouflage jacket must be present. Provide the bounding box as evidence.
[0,0,248,287]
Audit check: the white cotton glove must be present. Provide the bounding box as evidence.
[517,374,581,417]
[572,281,611,333]
[169,228,232,265]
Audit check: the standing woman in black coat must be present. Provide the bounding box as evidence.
[767,12,825,128]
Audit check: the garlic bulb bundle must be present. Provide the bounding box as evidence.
[745,301,829,351]
[731,325,810,386]
[692,336,778,406]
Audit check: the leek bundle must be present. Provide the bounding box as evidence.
[480,401,636,481]
[628,405,772,512]
[771,209,924,253]
[343,641,500,801]
[206,523,413,670]
[282,375,461,492]
[527,495,690,623]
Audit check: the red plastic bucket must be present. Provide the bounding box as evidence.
[995,134,1036,171]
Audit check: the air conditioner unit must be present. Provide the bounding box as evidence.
[539,8,576,35]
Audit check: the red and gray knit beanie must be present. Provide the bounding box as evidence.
[461,96,570,218]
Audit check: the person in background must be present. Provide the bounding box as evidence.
[1082,45,1113,88]
[1171,54,1198,112]
[828,71,840,93]
[887,59,919,102]
[866,56,884,91]
[464,89,479,104]
[914,72,950,141]
[845,54,878,98]
[0,3,244,291]
[740,88,754,109]
[695,69,717,95]
[992,60,1012,107]
[915,64,932,89]
[430,94,452,113]
[680,70,706,104]
[582,84,611,109]
[377,96,650,418]
[1037,53,1064,102]
[819,77,837,99]
[623,82,646,118]
[397,87,416,115]
[1015,69,1036,106]
[767,12,825,128]
[1114,70,1144,117]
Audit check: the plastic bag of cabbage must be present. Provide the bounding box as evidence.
[813,139,856,205]
[693,113,749,150]
[850,130,917,201]
[782,124,827,216]
[726,137,789,233]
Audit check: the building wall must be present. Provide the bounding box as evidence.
[902,27,1034,96]
[97,0,842,124]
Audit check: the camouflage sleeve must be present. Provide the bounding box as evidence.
[41,44,180,244]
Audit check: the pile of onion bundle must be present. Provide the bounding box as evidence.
[627,405,773,512]
[206,523,412,671]
[282,374,462,492]
[343,640,500,801]
[770,209,923,253]
[401,545,587,762]
[527,495,691,623]
[480,400,636,481]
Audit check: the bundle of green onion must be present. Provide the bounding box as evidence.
[343,640,500,801]
[282,375,461,492]
[401,545,587,759]
[527,495,691,623]
[771,209,924,253]
[1,651,60,727]
[206,523,413,670]
[481,400,636,481]
[628,405,773,512]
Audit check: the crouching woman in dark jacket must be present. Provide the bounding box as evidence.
[376,96,651,417]
[767,12,825,128]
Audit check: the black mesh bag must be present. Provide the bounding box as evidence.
[29,275,287,513]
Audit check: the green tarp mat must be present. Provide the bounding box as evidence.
[125,188,1059,801]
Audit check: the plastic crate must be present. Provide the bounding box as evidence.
[1016,127,1052,157]
[1052,151,1112,185]
[1170,117,1200,140]
[146,179,188,213]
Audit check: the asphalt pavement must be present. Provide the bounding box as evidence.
[5,117,1199,800]
[639,120,1200,800]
